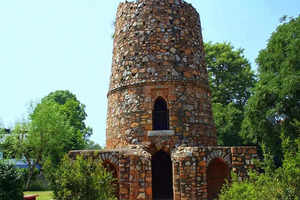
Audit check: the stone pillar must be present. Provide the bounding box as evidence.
[128,155,152,200]
[119,155,130,200]
[196,151,207,200]
[118,146,152,200]
[172,159,181,200]
[172,147,207,200]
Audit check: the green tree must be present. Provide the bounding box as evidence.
[31,90,92,166]
[54,155,117,200]
[86,140,102,150]
[241,16,300,161]
[0,128,5,136]
[33,90,92,140]
[4,103,76,189]
[3,122,34,189]
[0,122,9,147]
[205,42,256,145]
[212,103,244,145]
[0,161,24,200]
[4,90,91,189]
[0,126,8,159]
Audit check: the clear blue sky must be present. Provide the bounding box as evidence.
[0,0,299,146]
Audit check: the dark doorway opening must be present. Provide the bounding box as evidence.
[152,150,173,200]
[207,158,230,200]
[153,97,169,130]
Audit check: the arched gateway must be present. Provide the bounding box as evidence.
[207,158,230,200]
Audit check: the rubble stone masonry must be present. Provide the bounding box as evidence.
[106,0,216,149]
[70,0,257,199]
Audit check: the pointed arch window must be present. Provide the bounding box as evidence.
[153,97,169,130]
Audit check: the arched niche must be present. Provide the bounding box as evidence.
[152,97,169,130]
[207,158,230,200]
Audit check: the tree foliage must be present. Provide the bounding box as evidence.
[219,137,300,200]
[33,90,92,140]
[85,140,102,150]
[0,126,8,159]
[53,155,117,200]
[0,161,24,200]
[241,16,300,161]
[205,42,256,145]
[4,103,77,189]
[220,16,300,199]
[3,90,91,189]
[205,42,256,108]
[212,103,244,145]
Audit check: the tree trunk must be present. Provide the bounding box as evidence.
[25,162,35,190]
[25,157,40,190]
[25,167,34,190]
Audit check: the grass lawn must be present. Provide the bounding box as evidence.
[24,191,53,200]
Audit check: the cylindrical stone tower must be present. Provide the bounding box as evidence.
[106,0,217,149]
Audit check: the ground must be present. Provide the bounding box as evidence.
[24,191,53,200]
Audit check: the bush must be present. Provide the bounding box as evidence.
[220,171,283,200]
[0,161,24,200]
[27,174,51,191]
[53,154,117,200]
[219,138,300,200]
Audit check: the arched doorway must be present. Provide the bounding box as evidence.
[207,158,230,200]
[152,150,173,199]
[153,97,169,130]
[102,161,119,199]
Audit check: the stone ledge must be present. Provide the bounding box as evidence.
[147,130,175,137]
[107,79,210,96]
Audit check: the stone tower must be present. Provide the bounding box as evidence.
[106,0,217,150]
[71,0,257,200]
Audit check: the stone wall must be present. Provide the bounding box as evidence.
[70,146,152,200]
[106,0,216,149]
[69,146,257,200]
[172,146,257,200]
[231,147,258,180]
